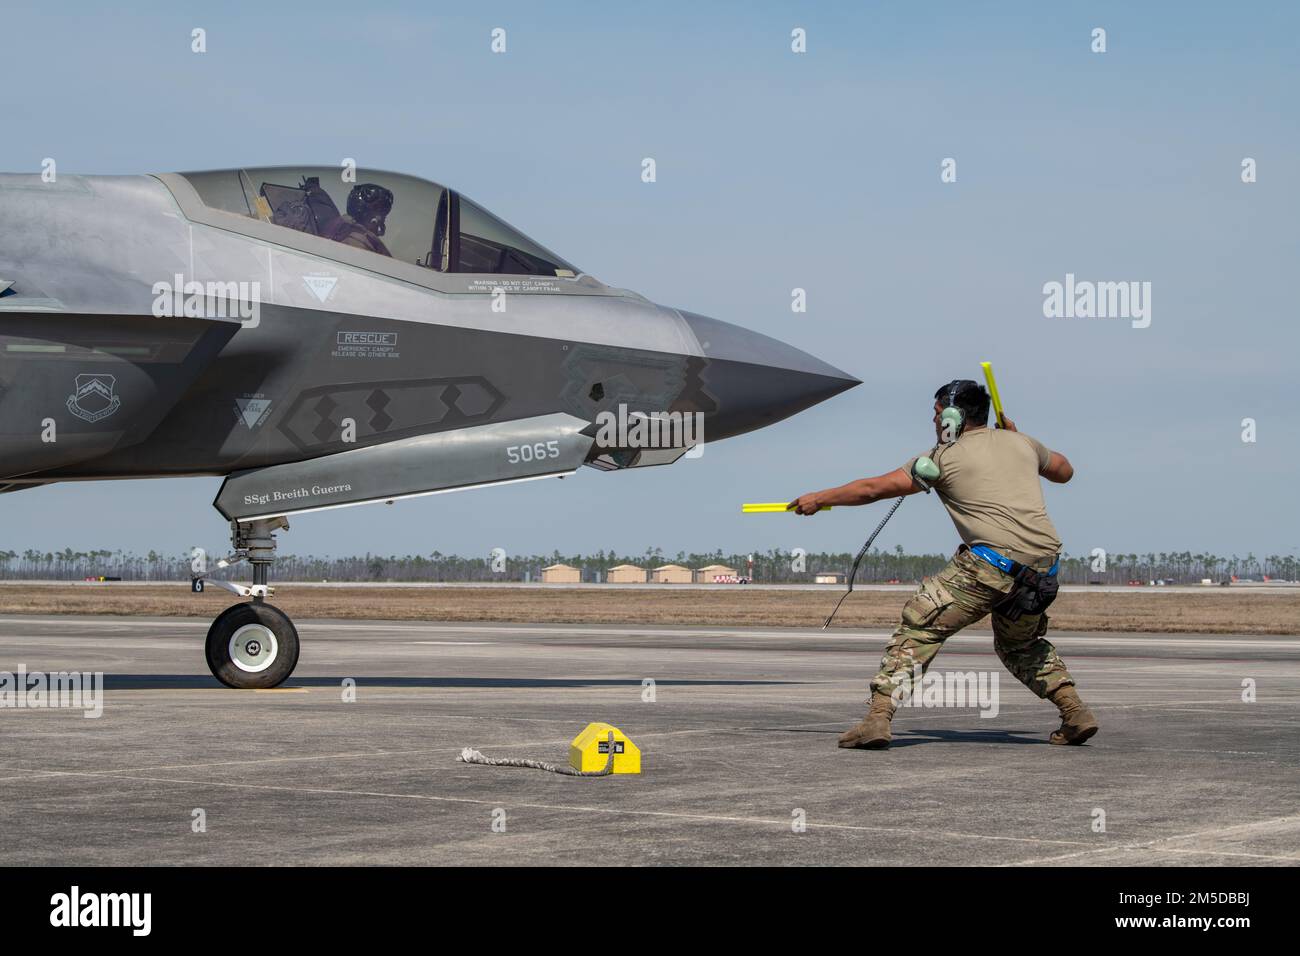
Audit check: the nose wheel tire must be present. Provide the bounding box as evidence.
[205,602,300,689]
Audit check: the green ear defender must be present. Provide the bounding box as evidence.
[939,406,964,439]
[911,455,941,492]
[938,379,966,443]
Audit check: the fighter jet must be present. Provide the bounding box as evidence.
[0,166,859,687]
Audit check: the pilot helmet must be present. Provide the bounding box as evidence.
[346,183,394,236]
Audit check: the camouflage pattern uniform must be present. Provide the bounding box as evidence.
[870,546,1076,700]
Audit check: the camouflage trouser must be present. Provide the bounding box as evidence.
[870,548,1076,700]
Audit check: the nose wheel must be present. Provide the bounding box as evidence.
[195,517,300,689]
[205,602,300,689]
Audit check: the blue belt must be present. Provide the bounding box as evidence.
[970,544,1058,577]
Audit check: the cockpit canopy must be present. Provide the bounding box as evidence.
[178,166,578,277]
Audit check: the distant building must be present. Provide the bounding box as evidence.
[606,564,647,584]
[651,564,693,584]
[695,564,738,583]
[815,573,845,585]
[541,563,581,584]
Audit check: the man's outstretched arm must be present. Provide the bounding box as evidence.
[790,468,922,515]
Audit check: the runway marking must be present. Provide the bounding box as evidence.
[4,722,1294,862]
[0,617,892,639]
[1128,847,1300,862]
[0,618,209,628]
[406,641,496,646]
[0,714,1080,778]
[15,765,1296,863]
[2,617,1296,647]
[0,727,732,777]
[4,701,1289,781]
[1,764,1099,849]
[1001,814,1300,866]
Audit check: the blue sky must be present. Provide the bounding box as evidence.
[1,1,1296,562]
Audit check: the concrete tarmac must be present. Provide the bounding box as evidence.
[1,615,1296,866]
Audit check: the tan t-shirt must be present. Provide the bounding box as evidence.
[905,428,1062,563]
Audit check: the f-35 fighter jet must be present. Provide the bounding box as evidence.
[0,166,858,687]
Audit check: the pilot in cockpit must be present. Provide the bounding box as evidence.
[321,183,394,257]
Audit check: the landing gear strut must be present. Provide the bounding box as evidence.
[193,517,300,689]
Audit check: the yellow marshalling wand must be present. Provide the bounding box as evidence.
[742,502,832,513]
[980,361,1006,429]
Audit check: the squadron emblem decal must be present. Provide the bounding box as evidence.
[66,373,121,423]
[302,274,338,303]
[234,395,273,429]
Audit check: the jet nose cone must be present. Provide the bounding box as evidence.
[678,311,860,441]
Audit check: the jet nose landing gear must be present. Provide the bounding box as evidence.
[194,517,301,689]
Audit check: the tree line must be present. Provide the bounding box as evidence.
[0,547,1295,584]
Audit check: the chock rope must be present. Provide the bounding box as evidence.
[457,731,618,776]
[822,494,907,630]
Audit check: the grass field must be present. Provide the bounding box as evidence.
[0,584,1295,634]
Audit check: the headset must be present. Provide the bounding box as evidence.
[938,379,972,443]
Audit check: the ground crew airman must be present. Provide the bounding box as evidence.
[791,379,1099,749]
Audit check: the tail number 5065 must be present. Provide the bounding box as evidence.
[506,441,561,464]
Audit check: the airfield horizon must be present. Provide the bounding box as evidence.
[0,583,1295,636]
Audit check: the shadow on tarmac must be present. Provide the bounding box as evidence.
[763,726,1048,747]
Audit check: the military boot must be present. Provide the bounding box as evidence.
[1048,685,1099,745]
[838,691,897,749]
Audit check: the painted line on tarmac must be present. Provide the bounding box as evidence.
[22,765,1299,864]
[2,763,1100,850]
[6,700,1285,780]
[406,641,496,646]
[0,726,733,778]
[1001,814,1300,866]
[1,617,1296,648]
